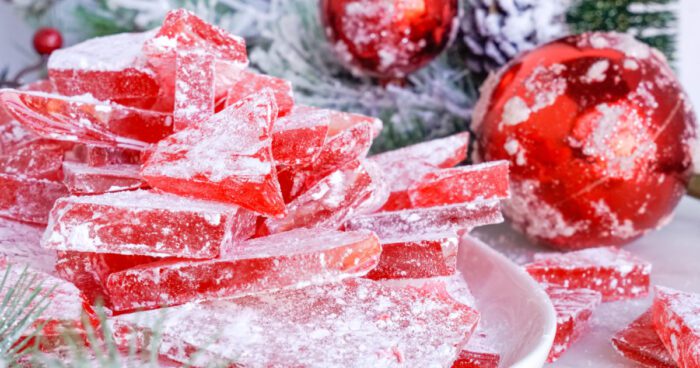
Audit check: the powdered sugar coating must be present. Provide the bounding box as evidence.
[62,161,145,195]
[0,218,56,275]
[365,232,458,280]
[612,309,676,368]
[173,47,215,131]
[49,31,155,72]
[652,286,700,368]
[271,105,329,167]
[0,174,68,224]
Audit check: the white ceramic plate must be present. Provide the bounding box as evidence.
[458,235,557,367]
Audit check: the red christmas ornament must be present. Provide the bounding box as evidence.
[320,0,459,78]
[473,32,697,250]
[33,27,63,56]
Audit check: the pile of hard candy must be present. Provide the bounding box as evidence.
[0,9,698,367]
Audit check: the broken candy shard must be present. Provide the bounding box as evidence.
[271,106,329,167]
[105,228,381,312]
[56,251,159,307]
[0,174,67,224]
[327,109,383,138]
[652,286,700,368]
[111,278,478,367]
[47,31,160,109]
[263,160,373,235]
[0,218,56,275]
[344,199,503,239]
[524,246,651,302]
[612,309,677,368]
[62,162,145,195]
[0,115,37,156]
[42,190,255,259]
[0,139,72,180]
[173,47,215,131]
[225,70,294,117]
[141,91,286,217]
[452,329,501,368]
[0,89,173,149]
[408,161,510,209]
[370,132,470,211]
[72,145,143,167]
[545,284,602,362]
[365,232,458,280]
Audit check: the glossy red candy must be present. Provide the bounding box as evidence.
[173,48,215,131]
[0,139,71,180]
[612,309,676,368]
[48,31,161,109]
[327,109,383,138]
[407,160,510,209]
[652,286,700,368]
[55,251,160,307]
[224,70,294,117]
[112,278,479,367]
[545,284,602,362]
[473,32,697,249]
[525,246,651,302]
[43,190,255,259]
[105,228,381,312]
[62,162,145,195]
[365,232,458,280]
[369,132,470,211]
[141,91,286,216]
[271,105,329,167]
[0,90,173,149]
[0,174,67,224]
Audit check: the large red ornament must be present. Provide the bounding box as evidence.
[320,0,459,78]
[473,32,697,250]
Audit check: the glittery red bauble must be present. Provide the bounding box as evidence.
[33,28,63,55]
[320,0,459,78]
[473,32,697,250]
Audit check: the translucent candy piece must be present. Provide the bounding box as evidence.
[141,91,286,216]
[42,190,255,259]
[612,309,676,368]
[365,232,458,280]
[344,199,503,239]
[354,158,390,215]
[111,278,479,367]
[278,121,373,201]
[370,132,470,211]
[56,251,159,307]
[174,48,215,131]
[0,174,67,224]
[62,162,145,195]
[0,258,96,349]
[271,106,329,167]
[525,246,651,302]
[263,160,373,234]
[0,139,72,180]
[72,145,143,167]
[408,161,510,209]
[543,284,601,362]
[105,228,381,311]
[327,109,383,138]
[225,70,294,117]
[0,90,173,149]
[47,31,161,109]
[0,218,56,275]
[652,286,700,368]
[452,329,501,368]
[0,113,37,156]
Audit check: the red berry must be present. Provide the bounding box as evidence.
[33,27,63,55]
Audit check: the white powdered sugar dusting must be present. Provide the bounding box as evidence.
[501,97,530,126]
[582,60,610,83]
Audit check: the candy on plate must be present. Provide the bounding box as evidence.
[545,284,602,362]
[365,232,458,280]
[652,286,700,368]
[452,329,501,368]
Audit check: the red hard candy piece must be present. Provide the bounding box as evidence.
[111,278,479,367]
[62,162,146,195]
[652,286,700,368]
[105,228,381,312]
[365,232,458,280]
[370,132,470,211]
[271,105,329,167]
[224,70,294,117]
[408,161,510,209]
[173,48,215,131]
[344,200,503,239]
[263,160,374,234]
[544,284,602,362]
[525,246,651,302]
[0,112,37,156]
[141,91,286,216]
[71,145,143,167]
[0,139,72,180]
[328,109,383,138]
[56,251,160,307]
[0,218,56,275]
[0,90,173,149]
[452,329,501,368]
[48,31,161,109]
[0,174,67,224]
[473,32,697,249]
[612,309,677,368]
[42,190,255,259]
